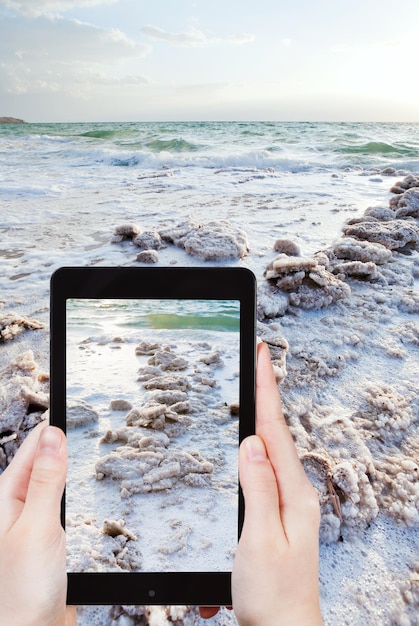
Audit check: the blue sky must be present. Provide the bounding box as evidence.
[1,0,418,122]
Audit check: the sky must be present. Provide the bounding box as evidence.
[0,0,418,122]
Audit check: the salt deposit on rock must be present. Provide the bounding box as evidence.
[199,350,224,367]
[343,219,419,251]
[257,322,289,382]
[159,218,249,260]
[135,341,161,356]
[273,239,301,256]
[126,403,192,437]
[0,351,49,469]
[0,312,44,342]
[148,350,188,371]
[392,188,419,218]
[111,223,141,243]
[262,251,351,313]
[67,399,99,428]
[332,260,379,281]
[95,433,213,497]
[109,399,133,411]
[135,250,159,263]
[67,517,142,572]
[133,230,164,250]
[257,283,289,319]
[143,374,190,392]
[103,519,136,541]
[330,238,392,265]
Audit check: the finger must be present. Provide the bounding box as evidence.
[65,606,77,626]
[20,426,67,531]
[0,421,47,529]
[255,343,315,531]
[239,436,283,543]
[199,607,220,618]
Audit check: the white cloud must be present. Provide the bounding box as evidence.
[141,25,255,47]
[0,15,150,95]
[1,0,119,17]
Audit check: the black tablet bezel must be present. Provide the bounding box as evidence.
[50,266,256,606]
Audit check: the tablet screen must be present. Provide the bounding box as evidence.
[65,297,240,575]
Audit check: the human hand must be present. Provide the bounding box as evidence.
[200,342,323,624]
[232,342,322,625]
[0,421,76,626]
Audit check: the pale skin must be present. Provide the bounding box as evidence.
[0,343,322,625]
[0,421,76,626]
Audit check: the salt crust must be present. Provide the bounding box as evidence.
[0,350,48,470]
[259,175,419,317]
[112,217,249,261]
[2,173,418,625]
[0,311,44,342]
[67,399,99,429]
[159,218,249,261]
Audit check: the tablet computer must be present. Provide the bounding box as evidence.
[50,266,256,606]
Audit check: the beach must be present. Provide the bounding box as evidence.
[0,121,418,625]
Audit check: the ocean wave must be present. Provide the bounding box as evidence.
[337,141,416,156]
[145,138,201,152]
[79,129,118,139]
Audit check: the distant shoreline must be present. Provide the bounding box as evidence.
[0,117,26,124]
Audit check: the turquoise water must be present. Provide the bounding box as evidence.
[67,299,240,333]
[1,121,418,177]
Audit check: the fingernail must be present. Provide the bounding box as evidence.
[246,436,267,461]
[39,427,62,454]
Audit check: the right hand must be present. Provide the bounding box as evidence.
[231,342,323,626]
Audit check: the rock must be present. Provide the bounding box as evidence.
[199,350,224,367]
[257,322,289,382]
[143,374,190,391]
[343,219,419,251]
[95,434,213,496]
[273,239,301,256]
[263,253,350,311]
[364,206,396,221]
[0,312,44,342]
[393,188,419,218]
[136,249,159,263]
[102,519,136,541]
[135,341,161,356]
[159,218,249,261]
[0,351,49,448]
[257,284,289,319]
[111,223,141,243]
[0,117,25,124]
[109,399,133,411]
[332,260,379,281]
[288,268,350,309]
[330,238,392,265]
[148,351,188,371]
[67,400,99,428]
[133,230,164,250]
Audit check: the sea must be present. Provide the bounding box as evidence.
[1,121,418,626]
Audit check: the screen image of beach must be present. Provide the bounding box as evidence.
[65,298,241,573]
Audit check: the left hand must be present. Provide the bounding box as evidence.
[0,421,76,626]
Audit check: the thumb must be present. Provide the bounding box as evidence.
[22,426,67,529]
[239,436,282,540]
